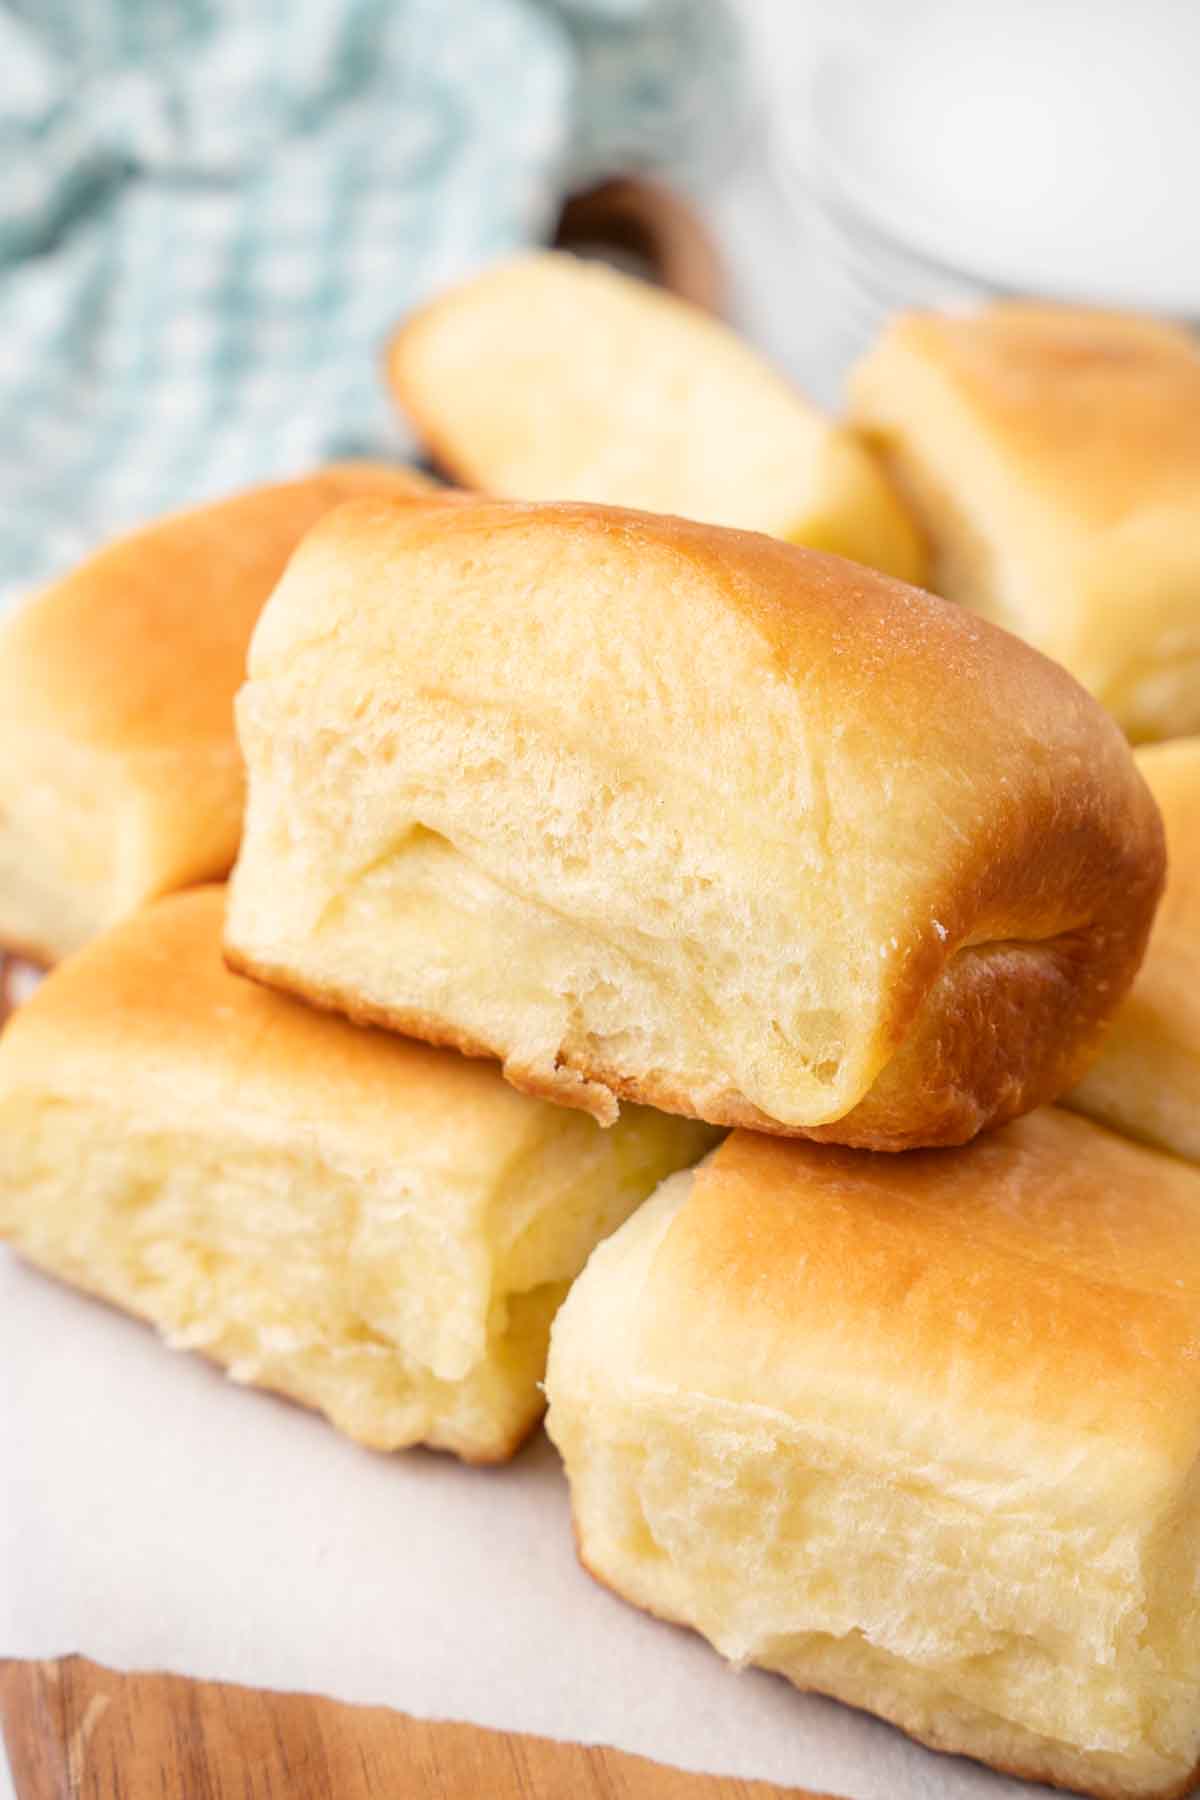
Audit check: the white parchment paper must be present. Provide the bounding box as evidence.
[1,1247,1042,1800]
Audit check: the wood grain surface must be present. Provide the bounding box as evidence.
[0,1659,834,1800]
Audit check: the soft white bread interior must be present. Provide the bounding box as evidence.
[226,496,1163,1150]
[0,888,716,1462]
[1065,737,1200,1163]
[0,464,440,965]
[848,302,1200,742]
[386,252,924,583]
[545,1118,1200,1800]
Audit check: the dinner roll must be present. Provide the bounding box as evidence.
[0,888,714,1462]
[225,496,1163,1150]
[1066,737,1200,1163]
[849,302,1200,742]
[0,464,439,965]
[546,1118,1200,1800]
[386,252,924,583]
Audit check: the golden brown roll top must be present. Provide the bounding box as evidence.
[583,1121,1200,1479]
[0,463,438,963]
[226,495,1163,1149]
[545,1116,1200,1799]
[849,302,1200,742]
[387,251,925,583]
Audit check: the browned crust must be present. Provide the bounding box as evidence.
[570,1528,1200,1800]
[4,466,445,754]
[225,495,1165,1151]
[223,935,1148,1151]
[224,941,821,1135]
[1,1239,535,1466]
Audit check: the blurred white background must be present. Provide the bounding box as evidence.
[719,0,1200,404]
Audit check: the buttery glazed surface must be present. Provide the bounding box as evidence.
[850,303,1200,741]
[388,251,925,582]
[227,495,1163,1148]
[546,1117,1200,1800]
[644,1122,1200,1475]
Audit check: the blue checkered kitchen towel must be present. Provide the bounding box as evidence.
[0,0,740,609]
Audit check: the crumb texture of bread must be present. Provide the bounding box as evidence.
[849,302,1200,742]
[545,1117,1200,1800]
[226,495,1163,1149]
[387,252,925,583]
[1065,738,1200,1164]
[0,888,716,1461]
[0,464,438,963]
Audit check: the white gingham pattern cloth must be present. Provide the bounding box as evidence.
[0,0,740,609]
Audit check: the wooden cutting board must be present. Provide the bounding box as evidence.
[0,1659,831,1799]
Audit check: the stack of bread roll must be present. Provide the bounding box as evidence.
[2,250,1199,1800]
